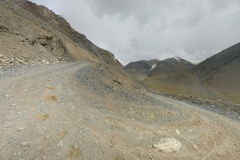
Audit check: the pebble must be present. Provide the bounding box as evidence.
[4,125,10,128]
[17,128,24,131]
[21,142,31,147]
[74,144,78,148]
[193,144,198,150]
[176,130,180,134]
[188,128,193,132]
[57,141,63,147]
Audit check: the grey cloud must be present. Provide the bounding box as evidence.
[30,0,240,65]
[129,38,141,50]
[87,0,140,20]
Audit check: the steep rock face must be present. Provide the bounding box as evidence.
[0,4,69,67]
[0,0,121,66]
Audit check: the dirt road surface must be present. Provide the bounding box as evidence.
[0,62,240,160]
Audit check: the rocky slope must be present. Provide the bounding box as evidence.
[0,0,121,67]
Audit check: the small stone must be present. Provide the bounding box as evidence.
[149,156,154,160]
[4,125,10,128]
[38,39,48,46]
[17,128,24,131]
[188,128,193,132]
[176,130,180,135]
[153,138,182,152]
[74,144,78,148]
[57,141,63,147]
[217,152,222,156]
[21,142,31,147]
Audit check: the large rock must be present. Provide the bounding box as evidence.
[153,138,182,152]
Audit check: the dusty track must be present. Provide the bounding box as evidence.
[0,62,240,160]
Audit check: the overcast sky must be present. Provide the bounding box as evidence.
[29,0,240,65]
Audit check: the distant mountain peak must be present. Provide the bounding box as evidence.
[163,57,192,65]
[173,56,182,62]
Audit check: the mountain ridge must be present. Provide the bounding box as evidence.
[125,43,240,104]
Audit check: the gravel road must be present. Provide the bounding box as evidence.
[0,62,240,160]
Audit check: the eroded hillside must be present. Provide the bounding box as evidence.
[0,0,122,66]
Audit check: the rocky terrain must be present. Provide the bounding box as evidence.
[1,61,240,160]
[1,0,240,160]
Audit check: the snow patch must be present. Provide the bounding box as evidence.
[150,64,156,71]
[173,56,182,62]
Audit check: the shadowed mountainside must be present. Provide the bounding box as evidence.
[194,42,240,103]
